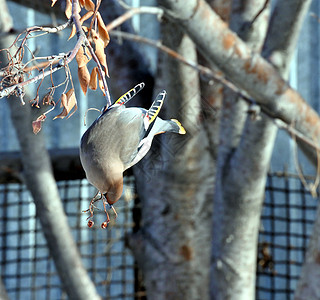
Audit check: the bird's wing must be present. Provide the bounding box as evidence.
[99,83,145,115]
[143,90,166,130]
[116,108,146,167]
[114,82,145,106]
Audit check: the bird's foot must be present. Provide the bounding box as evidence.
[83,191,103,228]
[101,213,110,229]
[101,199,116,229]
[111,205,118,219]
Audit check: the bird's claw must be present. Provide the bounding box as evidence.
[83,192,118,229]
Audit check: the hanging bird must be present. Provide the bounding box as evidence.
[80,83,186,227]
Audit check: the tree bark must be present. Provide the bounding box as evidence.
[289,5,320,300]
[0,1,100,299]
[211,1,272,298]
[295,204,320,299]
[262,0,312,78]
[129,18,215,299]
[158,0,320,166]
[211,0,312,298]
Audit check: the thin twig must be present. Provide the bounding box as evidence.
[0,56,67,99]
[85,40,111,106]
[106,6,163,32]
[109,30,251,98]
[290,121,320,197]
[72,0,111,106]
[26,20,72,35]
[291,121,312,195]
[274,119,320,153]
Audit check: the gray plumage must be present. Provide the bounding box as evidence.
[80,83,186,205]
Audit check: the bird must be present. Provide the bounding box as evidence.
[80,82,186,228]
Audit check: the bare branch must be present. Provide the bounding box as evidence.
[158,0,320,165]
[0,0,112,109]
[25,19,72,34]
[106,5,163,32]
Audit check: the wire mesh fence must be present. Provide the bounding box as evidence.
[0,172,318,299]
[0,177,142,300]
[257,172,318,300]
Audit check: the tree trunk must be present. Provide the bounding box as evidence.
[295,204,320,299]
[211,1,273,298]
[128,18,215,299]
[211,0,312,298]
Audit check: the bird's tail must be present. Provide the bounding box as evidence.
[170,119,186,134]
[152,118,186,135]
[114,82,145,106]
[145,90,166,126]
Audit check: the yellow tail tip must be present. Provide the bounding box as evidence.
[171,119,186,134]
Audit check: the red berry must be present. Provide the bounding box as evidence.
[101,221,108,229]
[87,220,94,228]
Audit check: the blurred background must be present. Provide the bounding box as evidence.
[1,0,320,299]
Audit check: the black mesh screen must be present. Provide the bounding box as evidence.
[0,178,141,300]
[0,173,317,299]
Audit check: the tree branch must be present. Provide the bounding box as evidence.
[211,0,272,298]
[105,5,163,31]
[158,0,320,166]
[0,0,112,108]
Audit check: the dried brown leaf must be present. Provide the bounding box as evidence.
[61,93,68,108]
[65,0,72,19]
[68,12,93,40]
[65,0,81,19]
[54,94,68,119]
[96,12,110,48]
[91,28,99,40]
[82,10,94,23]
[89,67,98,90]
[84,0,95,11]
[68,25,76,40]
[66,89,77,117]
[78,66,90,95]
[76,46,92,68]
[32,114,46,134]
[79,0,85,7]
[94,36,109,77]
[54,89,77,120]
[68,11,94,41]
